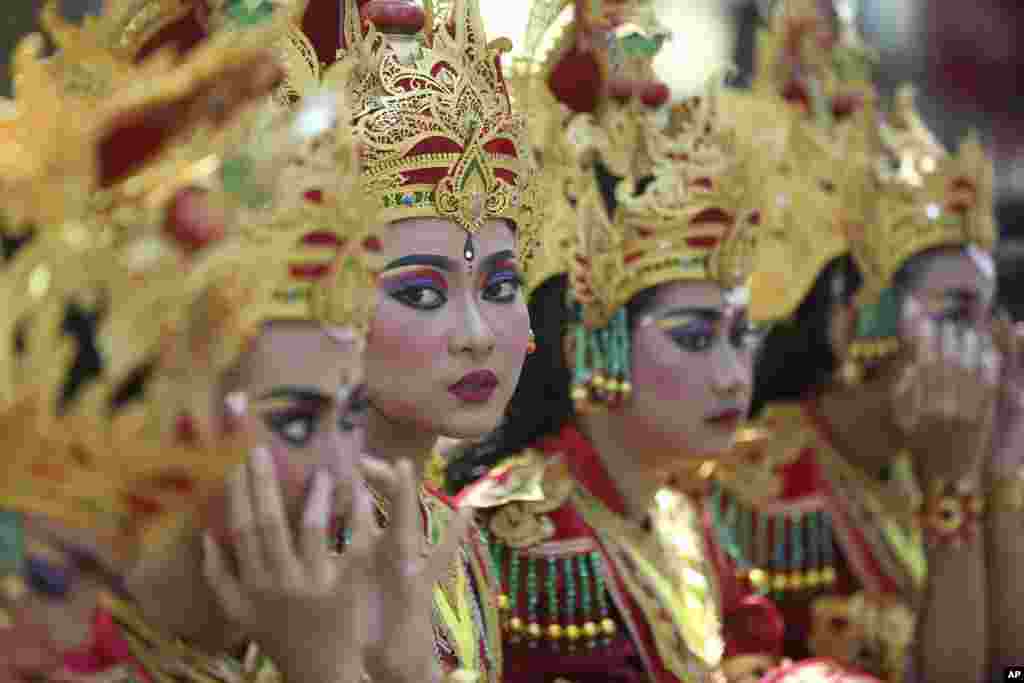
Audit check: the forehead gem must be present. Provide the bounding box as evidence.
[925,203,941,221]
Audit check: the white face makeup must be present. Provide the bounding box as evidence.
[232,322,367,520]
[896,248,995,339]
[363,218,530,440]
[625,281,759,471]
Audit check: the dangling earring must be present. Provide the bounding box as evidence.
[526,329,536,355]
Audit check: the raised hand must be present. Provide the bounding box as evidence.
[201,446,373,683]
[990,316,1024,475]
[358,457,473,683]
[891,297,1001,482]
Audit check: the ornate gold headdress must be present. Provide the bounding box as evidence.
[278,0,539,265]
[746,107,859,323]
[569,80,760,330]
[847,86,995,302]
[0,6,380,561]
[839,86,995,376]
[722,0,877,324]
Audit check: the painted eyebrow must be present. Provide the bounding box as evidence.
[943,288,983,304]
[256,386,331,403]
[382,254,457,272]
[657,307,723,320]
[480,249,517,272]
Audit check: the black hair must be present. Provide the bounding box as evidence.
[445,273,661,494]
[749,255,861,417]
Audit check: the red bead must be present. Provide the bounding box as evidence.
[690,177,713,190]
[362,235,382,252]
[301,230,344,248]
[623,251,644,264]
[640,81,670,108]
[362,0,425,35]
[125,494,163,517]
[175,412,198,445]
[156,472,196,494]
[303,188,324,204]
[685,236,720,249]
[781,80,810,109]
[164,187,225,253]
[831,92,862,119]
[690,207,733,226]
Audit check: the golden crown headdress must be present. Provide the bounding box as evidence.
[499,0,676,300]
[569,79,760,331]
[834,87,995,378]
[0,7,380,561]
[275,0,539,266]
[846,86,996,303]
[745,107,859,323]
[0,27,278,558]
[721,0,878,324]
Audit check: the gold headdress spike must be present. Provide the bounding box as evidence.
[319,0,537,266]
[566,69,761,411]
[840,85,995,373]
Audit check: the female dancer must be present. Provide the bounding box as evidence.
[115,0,540,681]
[0,7,482,683]
[443,2,771,678]
[0,17,308,682]
[707,2,1024,679]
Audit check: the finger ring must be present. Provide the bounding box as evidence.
[365,482,391,529]
[331,526,352,556]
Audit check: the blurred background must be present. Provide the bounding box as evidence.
[3,0,1023,315]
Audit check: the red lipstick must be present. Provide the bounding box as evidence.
[449,370,499,403]
[705,408,742,429]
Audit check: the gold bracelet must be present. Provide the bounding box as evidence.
[990,469,1024,512]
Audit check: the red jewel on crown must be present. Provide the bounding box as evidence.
[359,0,425,34]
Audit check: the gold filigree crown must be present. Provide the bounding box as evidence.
[845,86,996,303]
[570,83,760,329]
[0,7,380,561]
[722,0,879,323]
[746,110,860,324]
[313,0,539,257]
